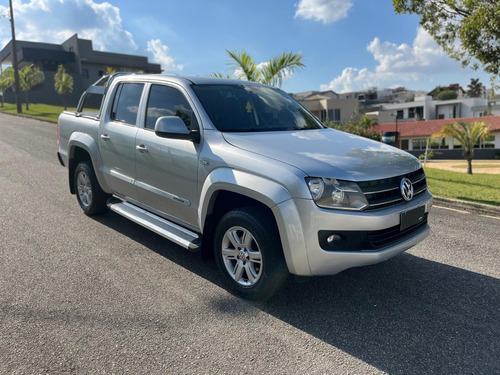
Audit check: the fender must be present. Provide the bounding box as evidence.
[198,168,311,275]
[68,132,110,192]
[198,168,292,230]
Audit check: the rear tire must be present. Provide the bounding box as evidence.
[74,161,108,216]
[214,207,289,300]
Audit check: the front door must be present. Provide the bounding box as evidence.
[99,82,144,200]
[135,84,201,227]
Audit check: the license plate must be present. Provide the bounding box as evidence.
[400,205,426,231]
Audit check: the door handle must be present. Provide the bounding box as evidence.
[100,134,110,141]
[136,144,148,153]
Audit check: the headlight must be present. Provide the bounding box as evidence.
[305,177,368,211]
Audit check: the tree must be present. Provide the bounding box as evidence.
[436,90,458,100]
[0,67,14,108]
[54,64,74,110]
[433,120,490,174]
[18,64,45,111]
[393,0,500,81]
[429,85,450,99]
[105,66,117,75]
[324,115,380,141]
[466,78,483,97]
[209,49,305,88]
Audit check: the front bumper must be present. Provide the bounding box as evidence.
[273,190,432,276]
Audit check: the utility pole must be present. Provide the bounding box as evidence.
[9,0,22,113]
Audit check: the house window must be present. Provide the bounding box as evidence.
[397,110,404,119]
[401,139,409,150]
[321,109,341,122]
[429,138,448,149]
[82,69,89,79]
[415,107,424,120]
[409,108,415,118]
[452,105,457,118]
[479,136,495,148]
[412,138,427,150]
[438,114,445,119]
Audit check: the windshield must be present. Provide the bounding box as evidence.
[192,84,323,132]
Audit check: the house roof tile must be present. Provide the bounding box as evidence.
[375,116,500,137]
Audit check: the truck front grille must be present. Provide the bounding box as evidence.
[358,168,427,211]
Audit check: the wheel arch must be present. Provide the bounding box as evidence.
[68,133,108,194]
[198,169,292,263]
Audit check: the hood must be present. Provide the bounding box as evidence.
[222,128,421,181]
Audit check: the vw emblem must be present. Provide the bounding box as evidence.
[400,178,414,201]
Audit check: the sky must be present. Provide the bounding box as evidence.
[0,0,494,94]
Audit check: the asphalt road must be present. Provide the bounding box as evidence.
[1,113,499,374]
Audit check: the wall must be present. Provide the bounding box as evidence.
[2,70,84,108]
[298,97,359,123]
[407,148,500,160]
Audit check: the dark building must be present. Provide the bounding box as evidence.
[0,34,162,107]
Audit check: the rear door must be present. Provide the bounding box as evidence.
[134,83,201,228]
[99,82,145,200]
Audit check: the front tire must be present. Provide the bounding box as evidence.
[74,161,108,216]
[214,207,289,300]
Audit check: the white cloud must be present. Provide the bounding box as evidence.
[294,0,353,24]
[147,39,183,72]
[0,0,137,52]
[321,27,462,92]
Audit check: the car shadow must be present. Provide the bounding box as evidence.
[92,211,500,374]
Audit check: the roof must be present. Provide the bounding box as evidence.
[375,116,500,137]
[111,73,272,87]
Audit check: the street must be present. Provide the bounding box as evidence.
[1,113,499,374]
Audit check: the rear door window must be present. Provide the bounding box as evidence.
[111,83,144,125]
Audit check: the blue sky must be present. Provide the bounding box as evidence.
[0,0,493,93]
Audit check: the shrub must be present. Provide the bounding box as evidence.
[436,90,458,100]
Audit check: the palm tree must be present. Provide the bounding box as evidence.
[466,78,483,98]
[209,49,305,88]
[54,64,74,110]
[19,64,45,111]
[0,67,14,108]
[433,120,490,175]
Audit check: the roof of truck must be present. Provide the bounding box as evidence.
[113,73,267,87]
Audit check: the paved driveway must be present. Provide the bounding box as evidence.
[1,113,499,374]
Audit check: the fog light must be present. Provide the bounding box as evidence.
[327,234,342,244]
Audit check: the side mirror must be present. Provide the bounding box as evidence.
[154,116,200,143]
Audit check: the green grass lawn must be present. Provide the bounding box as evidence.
[0,102,75,123]
[424,167,500,206]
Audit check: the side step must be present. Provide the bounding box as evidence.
[107,198,201,251]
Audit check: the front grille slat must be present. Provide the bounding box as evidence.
[367,215,428,249]
[368,197,404,208]
[359,168,427,211]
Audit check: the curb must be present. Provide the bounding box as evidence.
[0,110,57,124]
[433,196,500,218]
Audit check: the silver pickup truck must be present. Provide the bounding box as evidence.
[57,73,432,299]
